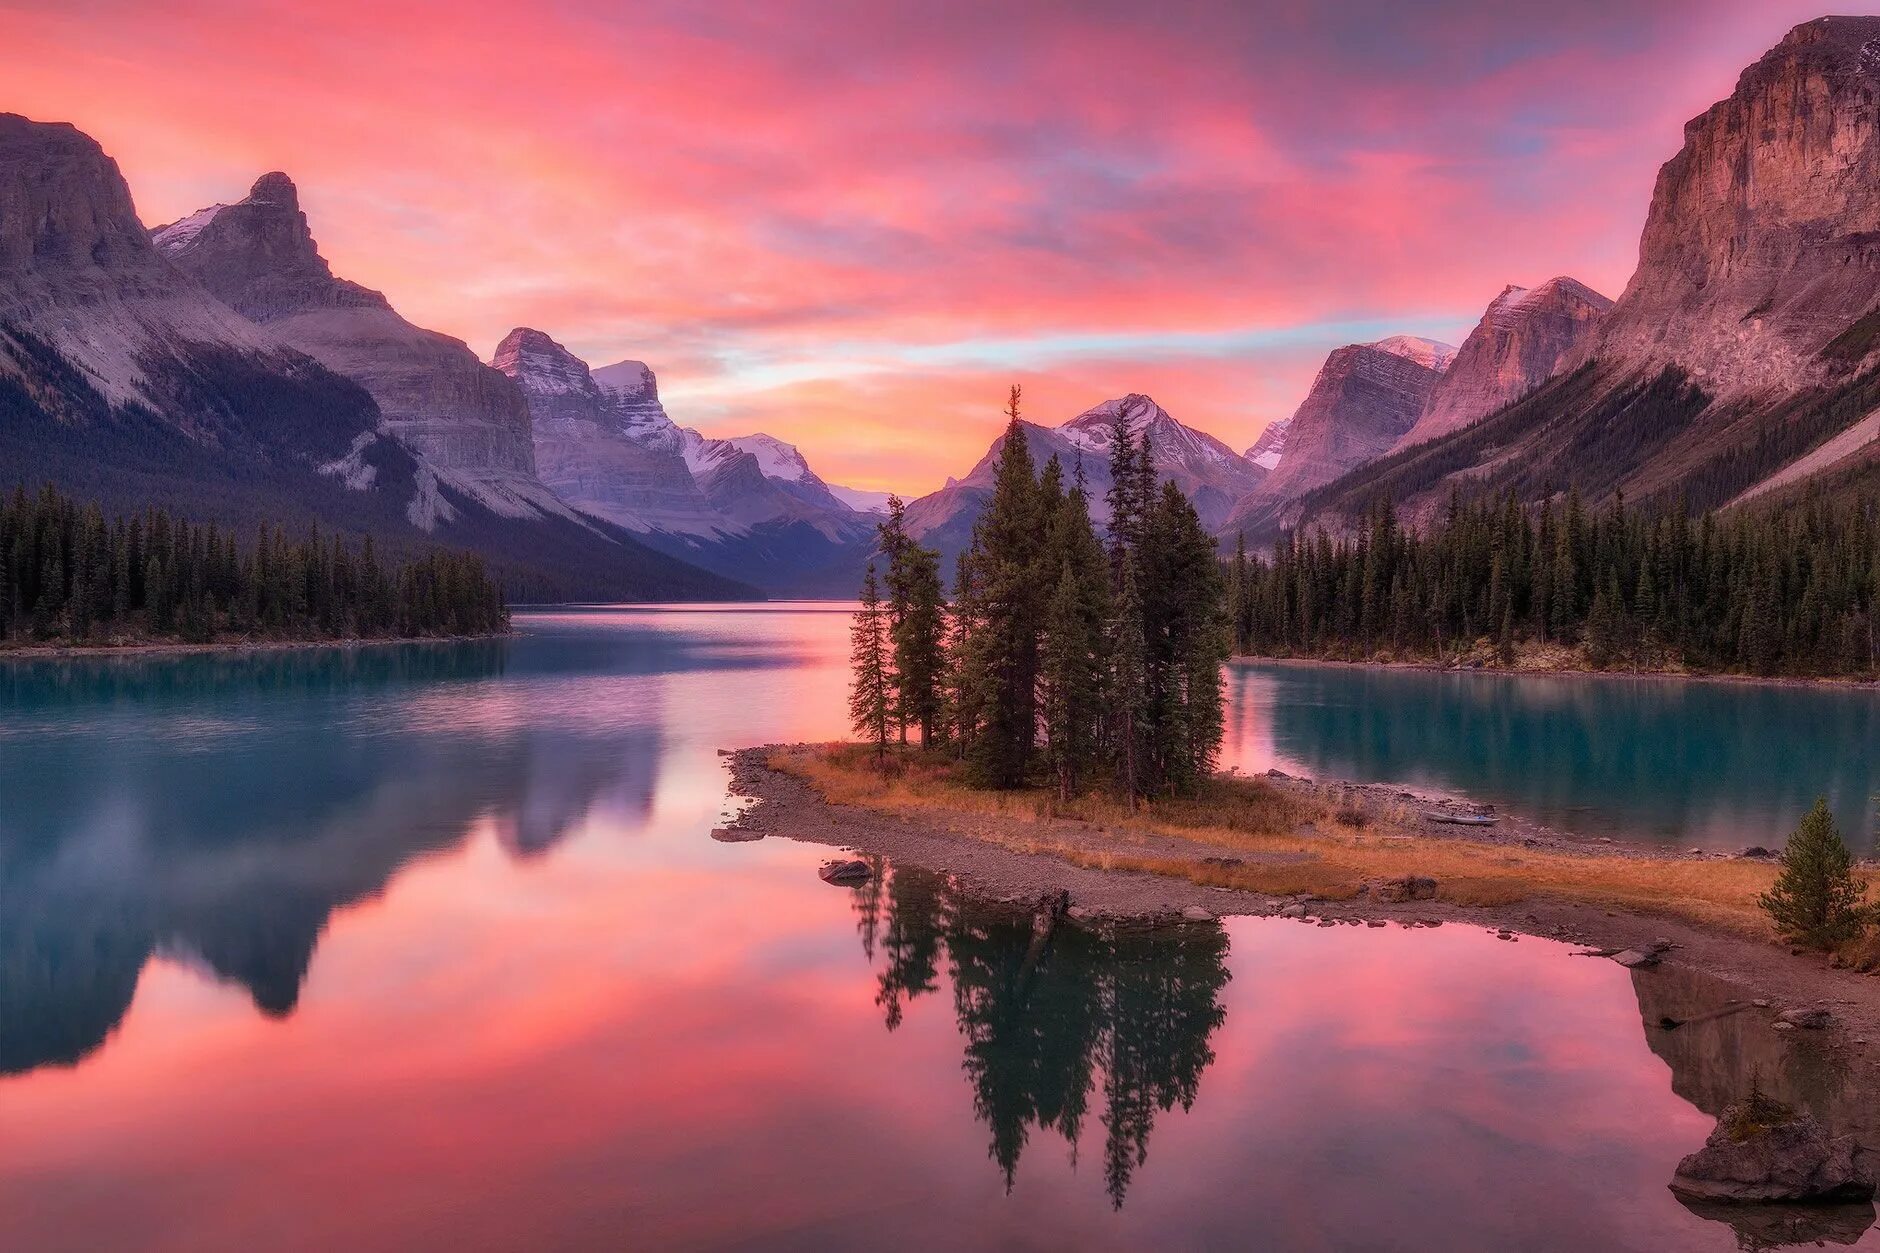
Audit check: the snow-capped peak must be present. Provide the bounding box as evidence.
[1245,416,1291,470]
[149,203,228,255]
[722,433,812,482]
[1371,335,1458,372]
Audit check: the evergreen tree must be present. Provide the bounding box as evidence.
[1110,557,1150,809]
[1760,798,1871,951]
[964,388,1047,787]
[879,495,948,746]
[849,565,893,766]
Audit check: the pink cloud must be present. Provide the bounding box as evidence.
[0,0,1841,491]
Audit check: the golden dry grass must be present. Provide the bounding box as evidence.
[769,744,1880,947]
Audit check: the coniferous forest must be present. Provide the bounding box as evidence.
[1226,489,1880,679]
[2,483,509,647]
[852,388,1229,801]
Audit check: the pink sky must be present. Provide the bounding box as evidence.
[0,0,1842,492]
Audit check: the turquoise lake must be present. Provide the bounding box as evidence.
[0,605,1873,1251]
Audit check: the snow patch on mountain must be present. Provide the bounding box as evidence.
[1371,335,1458,372]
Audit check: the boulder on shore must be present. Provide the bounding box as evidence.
[1671,1096,1876,1205]
[1371,875,1438,904]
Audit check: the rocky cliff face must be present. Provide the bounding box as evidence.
[1396,278,1612,449]
[0,115,749,601]
[492,327,722,535]
[1245,417,1291,470]
[1285,17,1880,539]
[1588,16,1880,393]
[154,175,556,524]
[1217,336,1452,540]
[493,329,876,590]
[0,113,274,398]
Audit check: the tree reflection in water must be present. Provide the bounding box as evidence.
[850,862,1230,1207]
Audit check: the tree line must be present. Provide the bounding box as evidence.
[1227,489,1880,678]
[851,387,1230,801]
[2,483,509,646]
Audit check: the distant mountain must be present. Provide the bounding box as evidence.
[828,485,893,514]
[492,327,875,593]
[0,116,748,602]
[1217,336,1452,542]
[1287,17,1880,537]
[1395,277,1612,451]
[902,393,1265,573]
[1245,417,1291,470]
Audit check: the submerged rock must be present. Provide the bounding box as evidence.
[710,827,764,843]
[817,859,872,885]
[1779,1008,1836,1030]
[1671,1096,1876,1205]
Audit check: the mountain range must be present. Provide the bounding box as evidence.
[4,17,1878,597]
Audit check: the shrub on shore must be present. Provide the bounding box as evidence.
[1759,798,1872,952]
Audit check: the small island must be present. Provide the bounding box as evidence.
[2,483,510,653]
[734,396,1880,1107]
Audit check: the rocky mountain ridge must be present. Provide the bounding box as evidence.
[153,173,565,529]
[901,393,1267,574]
[1217,335,1453,541]
[1395,277,1613,450]
[0,114,747,601]
[1278,16,1880,540]
[492,326,876,592]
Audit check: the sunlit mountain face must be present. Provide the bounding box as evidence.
[0,0,1837,497]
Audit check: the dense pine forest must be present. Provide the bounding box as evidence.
[1,484,509,647]
[852,388,1229,800]
[1227,489,1880,679]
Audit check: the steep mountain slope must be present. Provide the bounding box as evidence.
[1217,336,1452,541]
[491,328,722,535]
[1395,278,1613,450]
[901,393,1265,574]
[0,115,747,602]
[1245,418,1291,470]
[153,173,570,527]
[1288,17,1880,539]
[493,328,875,593]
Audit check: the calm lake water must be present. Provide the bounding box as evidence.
[1,605,1875,1252]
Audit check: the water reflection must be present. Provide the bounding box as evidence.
[850,864,1231,1207]
[0,638,674,1075]
[1632,965,1878,1250]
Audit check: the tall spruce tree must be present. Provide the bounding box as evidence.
[878,496,948,746]
[963,388,1047,787]
[849,564,893,766]
[1038,477,1112,800]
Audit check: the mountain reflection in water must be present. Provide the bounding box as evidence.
[4,609,1880,1250]
[1633,965,1878,1250]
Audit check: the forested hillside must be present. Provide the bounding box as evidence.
[2,484,509,647]
[1228,487,1880,679]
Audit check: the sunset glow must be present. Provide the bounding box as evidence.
[0,0,1842,490]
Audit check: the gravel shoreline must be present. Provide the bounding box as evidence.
[726,745,1880,1090]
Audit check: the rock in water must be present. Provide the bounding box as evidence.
[817,859,872,885]
[1671,1097,1876,1204]
[1180,905,1215,922]
[1779,1007,1836,1030]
